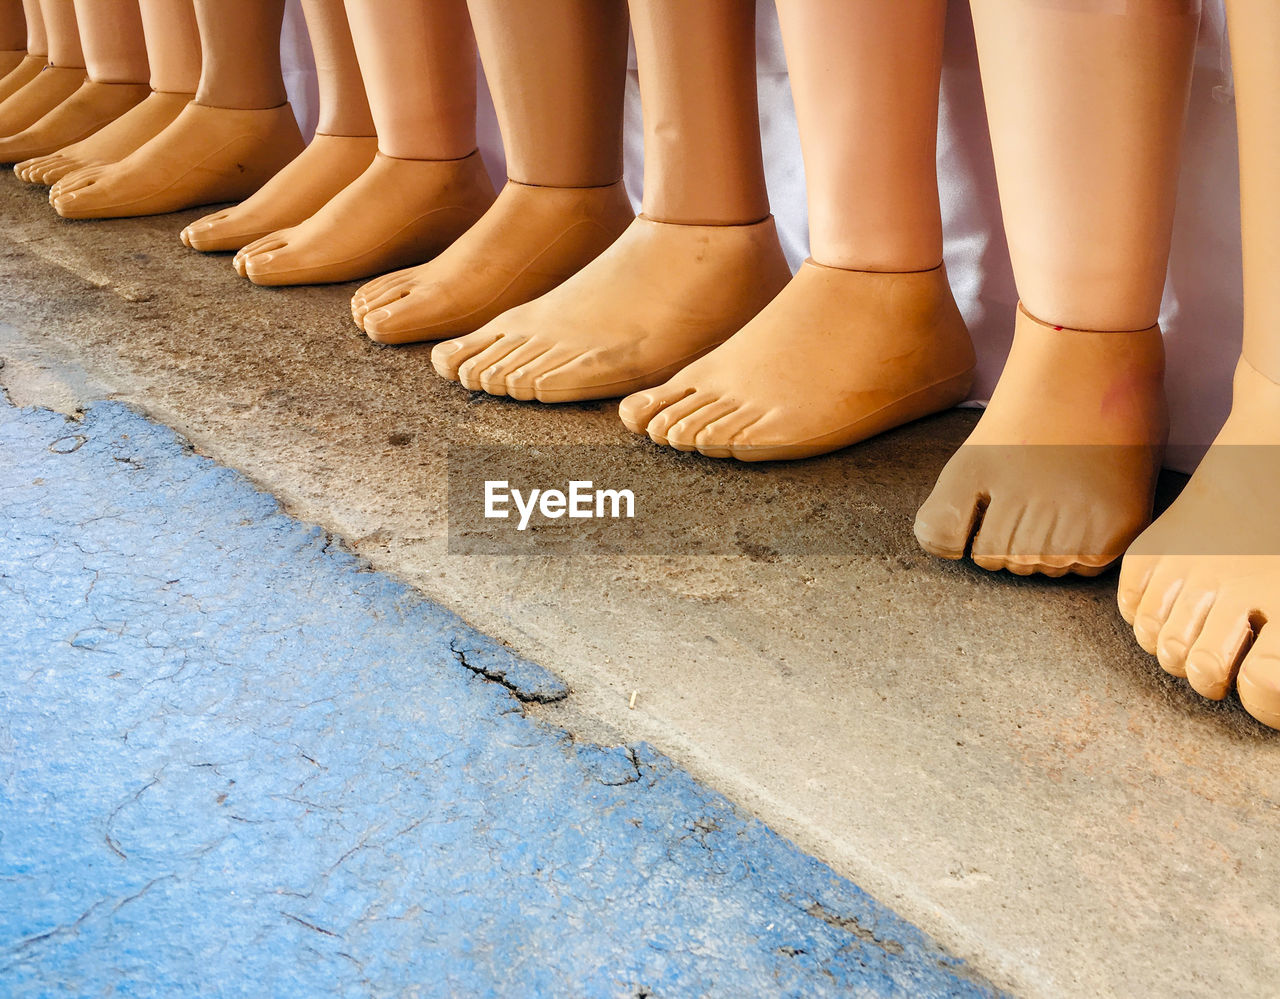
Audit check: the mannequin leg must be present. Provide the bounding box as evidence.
[0,0,83,136]
[347,0,633,342]
[228,0,491,283]
[1118,0,1280,729]
[913,0,1198,576]
[49,0,303,218]
[16,0,197,184]
[0,0,26,77]
[618,0,974,456]
[179,0,377,252]
[0,0,44,104]
[428,0,794,402]
[0,0,150,162]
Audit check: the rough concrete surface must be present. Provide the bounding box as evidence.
[0,172,1276,997]
[2,397,999,997]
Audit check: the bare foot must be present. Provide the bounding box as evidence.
[49,101,303,219]
[15,90,191,185]
[0,79,149,162]
[0,65,83,136]
[180,133,378,253]
[1118,357,1280,729]
[430,215,791,403]
[620,261,974,460]
[914,305,1167,576]
[351,179,634,345]
[230,150,493,285]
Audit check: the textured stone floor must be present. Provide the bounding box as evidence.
[0,171,1277,997]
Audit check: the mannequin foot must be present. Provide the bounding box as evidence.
[620,261,974,459]
[0,65,84,137]
[15,90,191,185]
[181,133,378,253]
[0,80,149,163]
[352,179,634,344]
[231,149,493,285]
[0,54,45,105]
[0,50,24,79]
[430,215,791,402]
[914,306,1167,576]
[1118,358,1280,729]
[49,102,304,219]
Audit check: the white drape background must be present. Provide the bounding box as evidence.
[280,0,1242,473]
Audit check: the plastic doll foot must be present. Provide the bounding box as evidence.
[619,261,975,460]
[181,133,378,253]
[1118,358,1280,729]
[0,79,149,163]
[0,54,45,105]
[352,179,634,345]
[0,65,84,136]
[231,149,492,285]
[15,90,191,184]
[914,305,1168,577]
[49,101,304,219]
[430,215,791,402]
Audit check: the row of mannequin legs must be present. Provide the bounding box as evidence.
[0,0,1276,731]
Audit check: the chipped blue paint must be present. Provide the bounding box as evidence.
[0,397,1001,998]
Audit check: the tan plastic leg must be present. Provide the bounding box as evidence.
[0,0,25,75]
[229,0,488,282]
[20,0,41,55]
[15,0,196,184]
[180,0,377,253]
[0,0,83,136]
[428,0,792,397]
[914,0,1200,577]
[348,0,632,341]
[1118,0,1280,731]
[49,0,303,218]
[0,0,149,163]
[622,0,974,452]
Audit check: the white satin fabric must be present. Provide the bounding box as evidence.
[280,0,1241,472]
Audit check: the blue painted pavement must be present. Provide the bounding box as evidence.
[0,395,1001,998]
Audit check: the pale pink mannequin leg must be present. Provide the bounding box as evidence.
[349,0,633,344]
[16,0,199,184]
[914,0,1199,576]
[181,0,379,253]
[49,0,303,219]
[230,0,492,285]
[429,0,791,402]
[1118,0,1280,730]
[619,0,974,459]
[0,0,83,137]
[0,0,150,163]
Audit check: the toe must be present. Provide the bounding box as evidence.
[432,331,504,382]
[666,399,736,453]
[619,381,694,435]
[969,498,1022,573]
[1153,578,1214,678]
[457,335,527,392]
[1237,623,1280,730]
[1117,550,1160,624]
[1184,599,1256,701]
[691,405,756,459]
[481,341,556,398]
[1131,561,1186,656]
[914,461,987,562]
[645,392,715,446]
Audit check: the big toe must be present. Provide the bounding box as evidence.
[432,330,504,380]
[1238,630,1280,730]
